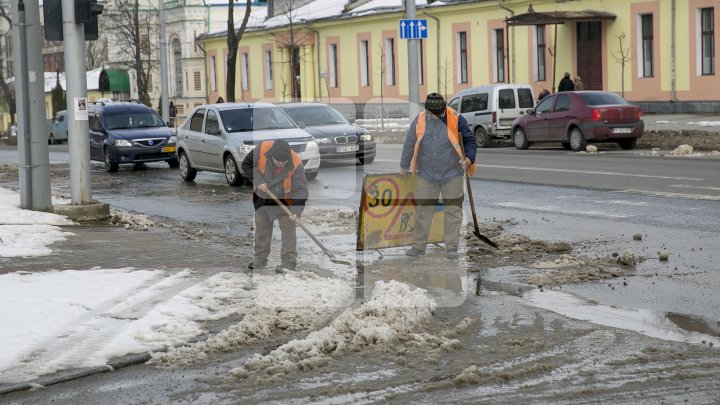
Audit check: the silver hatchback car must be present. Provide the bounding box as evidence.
[176,102,320,186]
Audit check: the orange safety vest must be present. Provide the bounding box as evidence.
[411,107,476,176]
[257,141,303,203]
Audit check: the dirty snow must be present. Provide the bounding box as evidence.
[529,254,588,269]
[0,187,75,258]
[585,145,598,154]
[671,144,694,156]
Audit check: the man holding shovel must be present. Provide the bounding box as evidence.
[241,140,308,271]
[400,93,476,259]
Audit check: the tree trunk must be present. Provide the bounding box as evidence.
[226,1,252,102]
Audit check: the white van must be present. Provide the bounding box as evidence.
[448,84,535,147]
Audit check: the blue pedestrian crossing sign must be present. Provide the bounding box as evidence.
[400,19,428,39]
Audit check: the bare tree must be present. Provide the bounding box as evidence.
[0,5,15,125]
[268,2,313,102]
[86,38,108,71]
[225,0,252,102]
[440,58,450,100]
[376,42,385,130]
[612,33,632,97]
[105,0,157,106]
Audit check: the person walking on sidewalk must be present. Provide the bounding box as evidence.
[241,140,308,271]
[400,93,477,259]
[558,72,575,92]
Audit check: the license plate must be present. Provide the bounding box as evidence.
[162,146,176,153]
[612,128,632,134]
[336,145,359,153]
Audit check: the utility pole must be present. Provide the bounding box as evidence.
[405,0,420,121]
[12,0,52,211]
[159,0,169,124]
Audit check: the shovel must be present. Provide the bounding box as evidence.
[458,136,498,249]
[263,188,354,266]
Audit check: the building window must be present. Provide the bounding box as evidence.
[641,14,654,77]
[241,52,249,91]
[194,71,201,91]
[418,41,424,85]
[457,31,468,84]
[185,71,189,92]
[209,56,217,91]
[329,44,338,87]
[701,8,715,75]
[495,29,505,82]
[264,50,273,90]
[536,25,546,81]
[385,38,395,86]
[360,40,369,87]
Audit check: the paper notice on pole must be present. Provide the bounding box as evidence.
[74,97,88,121]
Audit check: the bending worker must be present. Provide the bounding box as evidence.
[400,93,477,259]
[241,140,308,271]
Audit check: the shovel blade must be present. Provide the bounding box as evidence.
[473,231,498,249]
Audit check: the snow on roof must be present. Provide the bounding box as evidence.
[6,67,106,93]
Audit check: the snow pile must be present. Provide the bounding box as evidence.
[616,250,637,266]
[671,144,694,155]
[229,280,439,379]
[109,209,156,230]
[0,187,75,258]
[687,121,720,127]
[585,145,598,154]
[149,272,354,368]
[529,254,587,269]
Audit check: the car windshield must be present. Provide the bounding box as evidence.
[104,112,165,130]
[283,106,348,126]
[579,92,628,106]
[219,107,297,132]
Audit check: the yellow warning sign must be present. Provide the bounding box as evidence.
[357,173,445,250]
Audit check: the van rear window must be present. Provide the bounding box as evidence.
[518,88,534,108]
[498,89,516,109]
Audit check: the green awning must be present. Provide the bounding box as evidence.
[99,69,130,93]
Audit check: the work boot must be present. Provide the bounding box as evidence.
[405,247,426,258]
[446,250,459,260]
[275,262,296,273]
[248,259,267,270]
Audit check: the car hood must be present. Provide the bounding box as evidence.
[226,128,313,144]
[301,124,363,138]
[109,127,174,140]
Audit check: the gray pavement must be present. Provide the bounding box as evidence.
[643,113,720,132]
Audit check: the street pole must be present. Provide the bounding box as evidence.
[12,0,52,211]
[405,0,420,121]
[62,0,92,203]
[159,0,169,124]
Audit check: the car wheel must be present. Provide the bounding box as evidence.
[167,158,179,168]
[561,142,571,150]
[104,147,119,172]
[224,154,243,186]
[179,151,197,181]
[357,155,375,165]
[513,128,529,150]
[305,170,318,181]
[569,127,587,151]
[618,138,637,150]
[475,127,491,148]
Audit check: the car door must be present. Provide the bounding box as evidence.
[496,88,517,130]
[88,113,105,160]
[182,108,206,167]
[524,95,555,141]
[545,93,572,140]
[201,109,225,170]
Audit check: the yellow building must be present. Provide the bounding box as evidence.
[199,0,719,114]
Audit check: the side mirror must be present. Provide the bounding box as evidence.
[297,121,306,129]
[167,121,172,127]
[348,117,356,124]
[526,109,535,115]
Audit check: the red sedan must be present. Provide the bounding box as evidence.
[511,91,644,151]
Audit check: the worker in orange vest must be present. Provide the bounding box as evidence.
[241,140,308,271]
[400,93,476,259]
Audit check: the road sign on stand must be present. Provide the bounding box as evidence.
[399,19,428,39]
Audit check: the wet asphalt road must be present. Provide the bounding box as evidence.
[1,144,719,403]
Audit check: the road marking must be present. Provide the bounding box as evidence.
[495,202,632,218]
[555,195,648,205]
[615,189,720,201]
[478,164,704,181]
[669,184,720,191]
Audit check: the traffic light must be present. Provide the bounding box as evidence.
[43,0,104,42]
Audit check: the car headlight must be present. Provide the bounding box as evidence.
[360,134,372,141]
[240,144,256,154]
[316,137,331,144]
[306,140,318,151]
[114,139,132,146]
[167,136,177,144]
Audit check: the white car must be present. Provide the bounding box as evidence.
[176,102,320,186]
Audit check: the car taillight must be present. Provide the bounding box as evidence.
[591,108,602,121]
[492,111,497,123]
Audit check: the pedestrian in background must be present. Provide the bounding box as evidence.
[216,96,225,103]
[241,140,308,272]
[558,72,575,92]
[537,88,550,104]
[400,93,477,259]
[573,75,584,91]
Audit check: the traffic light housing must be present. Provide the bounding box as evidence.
[43,0,104,41]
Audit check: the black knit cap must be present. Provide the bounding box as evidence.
[269,140,291,161]
[424,93,446,114]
